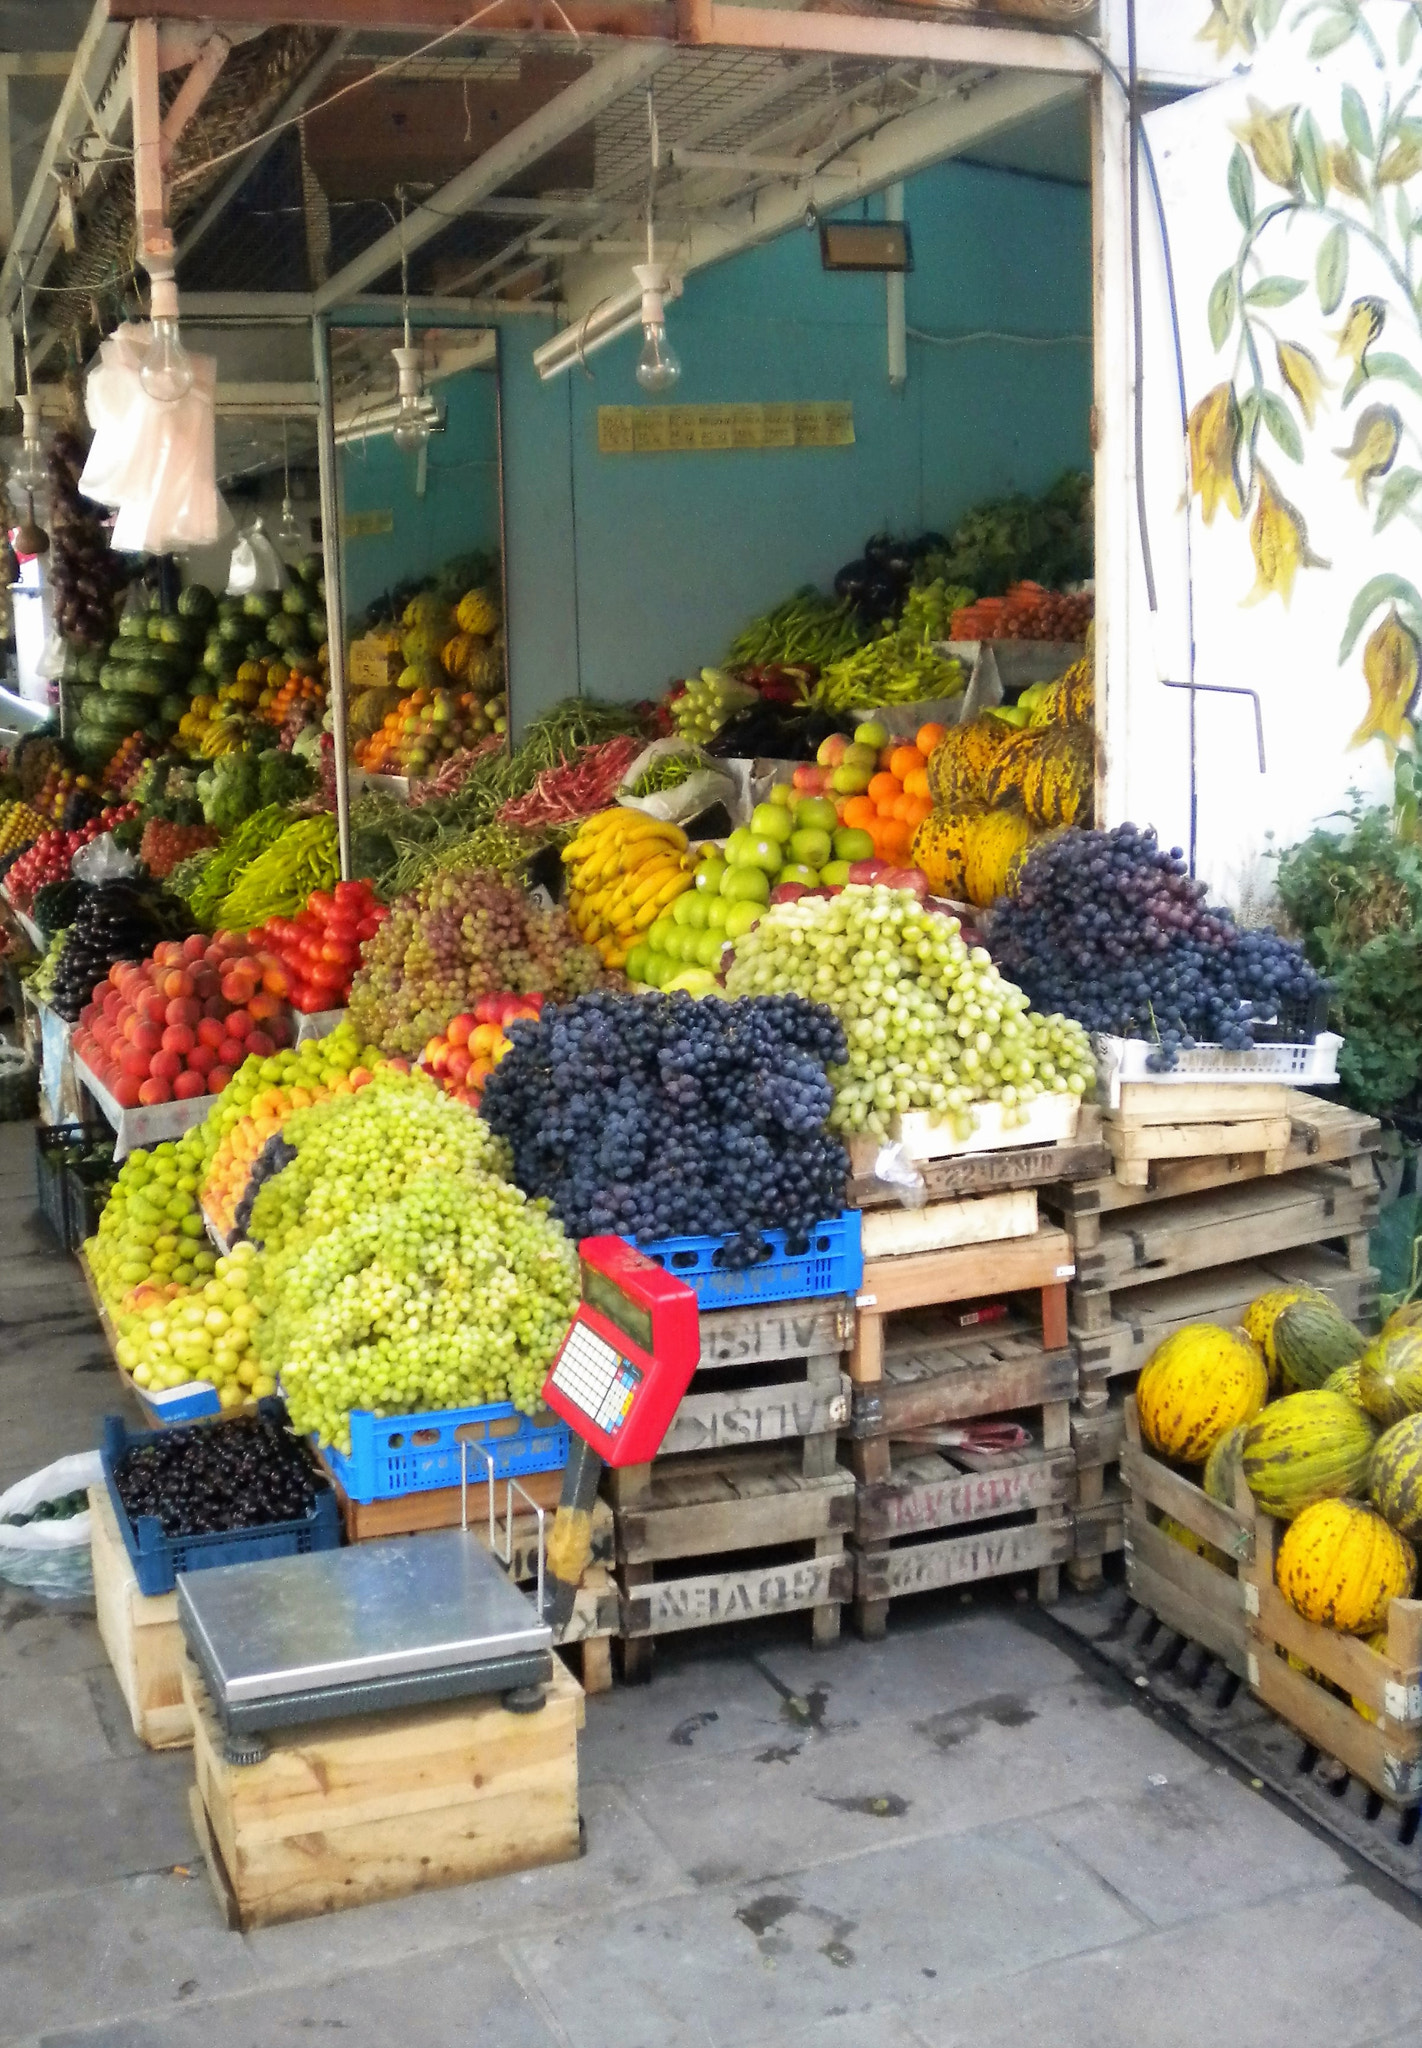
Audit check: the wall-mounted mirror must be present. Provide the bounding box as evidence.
[329,323,505,782]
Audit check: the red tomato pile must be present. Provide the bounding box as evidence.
[74,932,295,1109]
[256,880,386,1014]
[4,805,140,912]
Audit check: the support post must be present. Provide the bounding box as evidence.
[885,182,906,393]
[313,312,352,881]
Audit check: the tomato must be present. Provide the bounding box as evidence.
[310,958,347,991]
[306,890,335,924]
[356,916,381,941]
[292,984,324,1013]
[320,938,357,968]
[323,914,360,948]
[332,880,367,914]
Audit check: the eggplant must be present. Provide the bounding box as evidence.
[863,533,891,566]
[833,559,873,602]
[881,544,915,585]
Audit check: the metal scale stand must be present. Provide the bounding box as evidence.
[179,1447,554,1766]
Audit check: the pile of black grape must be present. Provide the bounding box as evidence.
[991,824,1328,1070]
[234,1133,297,1244]
[50,881,191,1022]
[114,1412,324,1540]
[480,990,848,1262]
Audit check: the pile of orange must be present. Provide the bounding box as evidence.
[202,1072,371,1233]
[837,721,945,863]
[261,665,328,728]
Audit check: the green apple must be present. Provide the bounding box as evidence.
[819,860,851,886]
[789,827,833,869]
[694,856,727,895]
[647,916,676,952]
[854,720,888,751]
[793,796,838,834]
[661,927,688,962]
[722,865,771,904]
[723,899,764,939]
[833,826,875,861]
[842,741,878,773]
[750,802,795,843]
[741,834,785,874]
[724,827,753,865]
[779,864,821,887]
[831,763,872,796]
[625,943,651,982]
[769,783,796,808]
[642,950,672,987]
[671,890,701,927]
[705,895,730,930]
[695,929,726,968]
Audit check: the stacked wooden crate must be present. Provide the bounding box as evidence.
[842,1118,1109,1636]
[1043,1089,1381,1587]
[609,1294,857,1679]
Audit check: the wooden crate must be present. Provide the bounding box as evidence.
[613,1449,854,1650]
[1065,1386,1128,1591]
[89,1483,192,1751]
[1242,1512,1422,1807]
[1103,1109,1294,1187]
[848,1112,1111,1211]
[859,1189,1039,1260]
[849,1310,1077,1439]
[1120,1401,1255,1677]
[851,1224,1076,1385]
[184,1652,584,1931]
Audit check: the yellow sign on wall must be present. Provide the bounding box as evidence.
[597,402,854,455]
[342,508,395,538]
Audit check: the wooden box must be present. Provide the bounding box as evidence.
[184,1653,585,1930]
[1244,1509,1422,1806]
[1120,1402,1254,1678]
[860,1189,1038,1261]
[89,1483,191,1751]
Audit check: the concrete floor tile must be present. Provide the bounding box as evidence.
[509,1820,1142,2048]
[0,1665,124,1778]
[242,1779,697,1984]
[744,2011,923,2048]
[0,1751,197,1901]
[622,1680,1212,1890]
[1042,1765,1348,1926]
[0,1585,108,1677]
[907,1881,1422,2048]
[36,1943,558,2048]
[0,1871,259,2047]
[578,1638,791,1785]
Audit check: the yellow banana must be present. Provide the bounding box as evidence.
[626,857,681,911]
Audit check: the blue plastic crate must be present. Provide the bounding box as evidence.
[320,1401,570,1505]
[635,1211,863,1311]
[101,1411,340,1597]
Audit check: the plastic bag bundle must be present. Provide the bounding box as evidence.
[0,1452,102,1595]
[80,323,233,553]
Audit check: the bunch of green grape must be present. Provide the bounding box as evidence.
[248,1071,511,1270]
[724,884,1096,1139]
[255,1166,577,1450]
[89,1127,218,1305]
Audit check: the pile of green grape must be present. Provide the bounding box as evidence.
[724,884,1097,1139]
[89,1128,217,1305]
[248,1073,572,1451]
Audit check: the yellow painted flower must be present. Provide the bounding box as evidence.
[1350,608,1421,753]
[1332,297,1386,370]
[1329,146,1369,199]
[1232,99,1299,190]
[1378,138,1422,187]
[1187,384,1244,525]
[1199,1,1256,60]
[1334,405,1402,505]
[1244,466,1329,607]
[1276,341,1331,429]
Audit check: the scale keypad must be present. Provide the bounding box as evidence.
[551,1321,642,1435]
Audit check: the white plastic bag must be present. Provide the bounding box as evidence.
[36,626,68,681]
[0,1452,102,1595]
[617,739,740,826]
[80,323,231,553]
[226,517,286,595]
[72,831,141,884]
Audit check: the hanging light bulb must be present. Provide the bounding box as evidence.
[390,344,430,453]
[140,315,194,404]
[11,391,48,493]
[633,262,681,394]
[275,421,302,547]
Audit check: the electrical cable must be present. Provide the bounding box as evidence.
[906,326,1091,347]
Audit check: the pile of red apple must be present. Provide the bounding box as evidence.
[419,992,542,1109]
[74,932,294,1109]
[256,879,386,1014]
[5,805,139,913]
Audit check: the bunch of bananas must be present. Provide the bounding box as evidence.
[561,808,694,970]
[0,799,48,854]
[175,694,247,758]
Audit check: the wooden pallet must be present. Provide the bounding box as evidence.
[851,1224,1075,1384]
[89,1483,191,1751]
[848,1120,1112,1210]
[1120,1401,1254,1677]
[612,1296,852,1679]
[1070,1244,1380,1394]
[848,1310,1077,1440]
[1065,1386,1128,1591]
[1244,1509,1422,1807]
[613,1448,854,1651]
[183,1654,584,1930]
[1103,1108,1293,1187]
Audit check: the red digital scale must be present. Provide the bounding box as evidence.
[539,1237,700,1625]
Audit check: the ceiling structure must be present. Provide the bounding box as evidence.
[0,1,1099,476]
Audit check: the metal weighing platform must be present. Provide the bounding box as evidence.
[178,1530,554,1760]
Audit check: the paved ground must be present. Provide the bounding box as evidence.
[4,1121,1422,2048]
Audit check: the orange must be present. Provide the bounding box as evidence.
[878,818,913,858]
[903,794,933,829]
[903,767,930,799]
[916,722,947,756]
[841,795,878,831]
[890,745,922,783]
[868,771,901,808]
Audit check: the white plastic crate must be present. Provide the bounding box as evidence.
[1094,1033,1342,1110]
[892,1093,1081,1160]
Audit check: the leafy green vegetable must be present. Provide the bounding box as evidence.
[198,754,261,832]
[257,748,317,808]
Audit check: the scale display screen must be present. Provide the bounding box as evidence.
[542,1236,700,1466]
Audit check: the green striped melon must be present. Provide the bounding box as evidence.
[1357,1329,1422,1428]
[1242,1390,1379,1520]
[1368,1414,1422,1539]
[1203,1424,1249,1510]
[1323,1360,1367,1406]
[1274,1300,1366,1391]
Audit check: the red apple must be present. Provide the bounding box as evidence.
[162,1023,196,1057]
[217,1037,244,1068]
[244,1029,275,1059]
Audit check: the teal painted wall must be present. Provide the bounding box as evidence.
[499,159,1090,729]
[338,365,502,620]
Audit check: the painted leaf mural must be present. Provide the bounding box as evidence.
[1191,0,1422,754]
